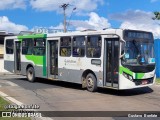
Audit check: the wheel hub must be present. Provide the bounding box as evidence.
[87,77,93,88]
[28,70,33,80]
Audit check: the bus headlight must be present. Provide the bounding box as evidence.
[128,75,133,81]
[123,72,133,81]
[123,72,128,78]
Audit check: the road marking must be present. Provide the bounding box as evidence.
[0,91,54,120]
[6,81,18,86]
[0,81,18,87]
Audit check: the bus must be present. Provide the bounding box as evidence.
[4,29,156,92]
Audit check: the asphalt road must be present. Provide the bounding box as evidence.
[0,74,160,120]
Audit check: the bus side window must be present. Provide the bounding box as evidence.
[87,36,101,58]
[33,38,46,56]
[72,36,85,57]
[6,39,14,54]
[22,38,33,55]
[60,37,71,57]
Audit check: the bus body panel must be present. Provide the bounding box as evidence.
[58,69,103,86]
[21,62,34,75]
[4,60,14,73]
[4,36,17,73]
[58,56,103,86]
[119,74,155,89]
[119,66,155,89]
[21,55,47,78]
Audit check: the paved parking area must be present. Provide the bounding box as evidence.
[0,74,160,120]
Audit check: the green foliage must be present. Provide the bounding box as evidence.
[153,11,160,20]
[0,97,9,111]
[156,78,160,84]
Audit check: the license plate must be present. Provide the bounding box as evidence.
[142,80,148,85]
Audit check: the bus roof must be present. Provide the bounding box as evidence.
[4,28,153,39]
[16,28,121,39]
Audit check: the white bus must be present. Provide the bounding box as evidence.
[4,29,156,92]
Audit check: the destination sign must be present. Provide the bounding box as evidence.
[124,30,153,40]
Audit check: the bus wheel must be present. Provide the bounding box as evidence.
[86,73,97,92]
[27,67,35,82]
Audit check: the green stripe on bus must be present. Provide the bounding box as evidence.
[120,66,145,79]
[43,34,47,76]
[25,55,44,65]
[18,34,46,39]
[119,66,133,76]
[43,55,46,76]
[135,73,145,79]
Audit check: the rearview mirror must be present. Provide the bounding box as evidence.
[119,40,126,59]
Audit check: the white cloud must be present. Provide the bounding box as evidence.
[110,10,160,38]
[43,12,110,32]
[0,0,26,10]
[69,12,111,30]
[30,0,104,15]
[0,16,28,33]
[49,23,64,29]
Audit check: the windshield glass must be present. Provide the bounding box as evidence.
[122,40,155,65]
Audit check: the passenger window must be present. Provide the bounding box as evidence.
[22,39,33,55]
[6,39,14,54]
[87,36,101,58]
[60,37,71,56]
[73,36,85,57]
[33,38,46,56]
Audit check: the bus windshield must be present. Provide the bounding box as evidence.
[122,40,155,65]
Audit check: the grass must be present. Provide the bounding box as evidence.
[0,97,10,111]
[156,78,160,84]
[0,97,31,120]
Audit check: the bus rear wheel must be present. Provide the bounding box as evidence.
[27,67,35,82]
[86,73,97,92]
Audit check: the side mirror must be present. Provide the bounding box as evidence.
[120,51,125,59]
[119,40,126,59]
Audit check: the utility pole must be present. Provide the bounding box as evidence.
[60,3,69,33]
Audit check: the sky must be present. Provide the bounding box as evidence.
[0,0,160,38]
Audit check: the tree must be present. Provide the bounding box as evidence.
[153,12,160,20]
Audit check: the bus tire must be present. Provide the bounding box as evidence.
[86,73,97,92]
[26,67,35,82]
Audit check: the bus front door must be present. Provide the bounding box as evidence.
[15,41,21,73]
[104,38,119,88]
[48,40,58,79]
